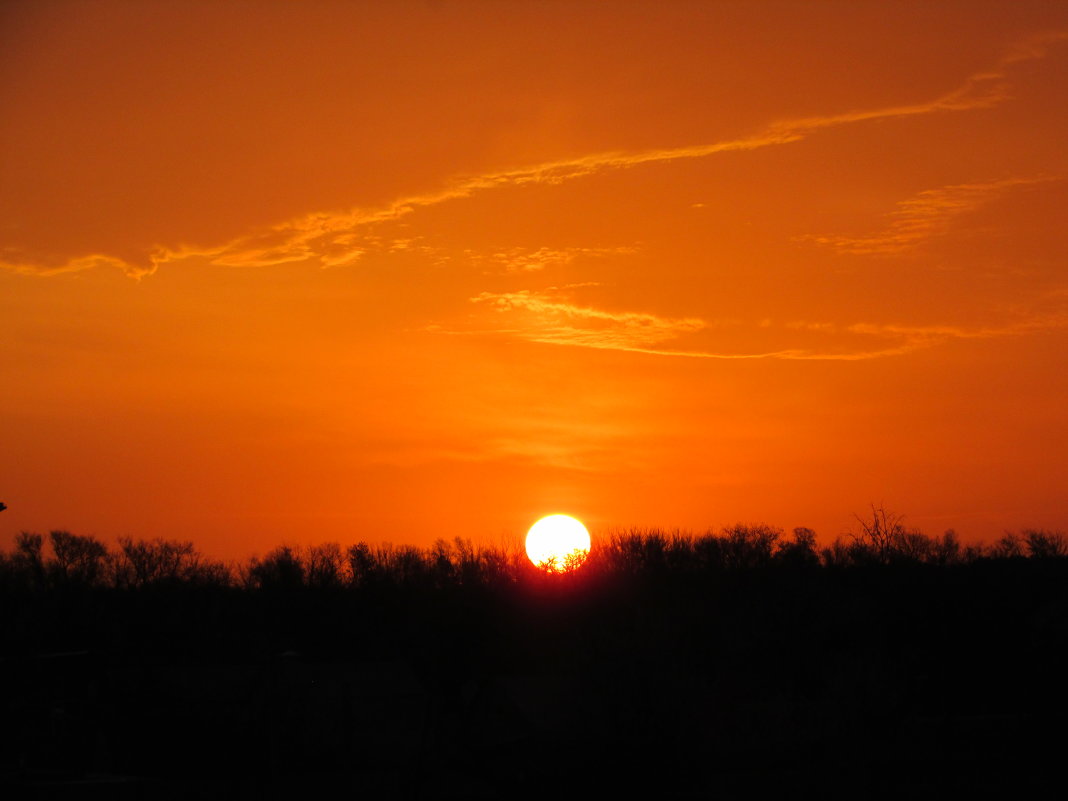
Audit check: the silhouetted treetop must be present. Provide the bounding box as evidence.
[2,518,1066,598]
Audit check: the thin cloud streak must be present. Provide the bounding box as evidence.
[802,176,1060,255]
[470,289,707,351]
[0,254,155,279]
[4,31,1063,279]
[464,245,639,274]
[456,288,1068,362]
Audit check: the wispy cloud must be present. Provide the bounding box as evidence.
[846,315,1068,342]
[451,287,1068,361]
[801,176,1059,255]
[0,253,154,279]
[470,289,707,352]
[4,31,1063,279]
[462,245,639,274]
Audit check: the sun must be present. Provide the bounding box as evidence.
[525,514,591,572]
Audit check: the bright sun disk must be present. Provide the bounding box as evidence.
[525,514,591,572]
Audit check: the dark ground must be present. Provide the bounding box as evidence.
[2,532,1067,798]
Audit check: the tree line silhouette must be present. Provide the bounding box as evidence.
[3,512,1066,593]
[2,511,1067,798]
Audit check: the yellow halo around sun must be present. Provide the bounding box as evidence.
[525,514,591,572]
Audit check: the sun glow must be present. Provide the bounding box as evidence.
[525,514,591,572]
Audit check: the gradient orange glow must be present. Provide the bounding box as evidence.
[2,1,1067,558]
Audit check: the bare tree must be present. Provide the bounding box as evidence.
[852,505,908,563]
[14,531,46,586]
[49,530,109,586]
[306,543,344,588]
[990,533,1024,559]
[114,537,211,586]
[721,524,781,569]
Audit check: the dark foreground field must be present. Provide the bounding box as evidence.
[2,523,1067,799]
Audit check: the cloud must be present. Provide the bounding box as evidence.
[846,314,1068,342]
[463,245,639,274]
[5,30,1063,279]
[450,287,1068,361]
[0,253,154,279]
[470,289,707,351]
[801,176,1060,255]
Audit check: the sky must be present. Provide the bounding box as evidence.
[2,0,1067,558]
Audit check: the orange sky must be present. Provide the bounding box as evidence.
[3,0,1067,558]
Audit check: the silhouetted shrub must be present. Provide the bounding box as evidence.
[605,529,670,574]
[1024,529,1068,559]
[114,537,224,587]
[347,541,377,586]
[12,531,46,588]
[248,545,305,590]
[775,527,820,568]
[305,542,345,589]
[48,530,109,587]
[932,529,963,565]
[721,523,781,569]
[991,532,1025,559]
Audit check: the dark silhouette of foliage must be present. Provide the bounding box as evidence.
[13,531,46,587]
[114,536,225,587]
[48,530,108,587]
[1,518,1067,797]
[3,519,1066,595]
[775,527,821,568]
[305,542,344,589]
[247,545,305,590]
[932,528,963,565]
[722,523,781,568]
[1024,529,1068,559]
[346,541,377,587]
[991,532,1025,559]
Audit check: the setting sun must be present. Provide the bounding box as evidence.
[525,514,591,572]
